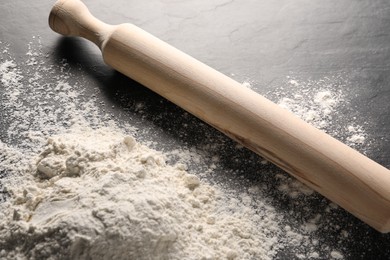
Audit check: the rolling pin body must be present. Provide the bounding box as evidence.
[49,0,390,232]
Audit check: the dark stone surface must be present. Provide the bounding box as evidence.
[1,0,389,259]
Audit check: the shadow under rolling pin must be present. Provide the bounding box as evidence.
[49,0,390,232]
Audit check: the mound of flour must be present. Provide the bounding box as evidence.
[0,125,280,260]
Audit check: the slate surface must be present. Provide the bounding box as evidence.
[1,0,389,259]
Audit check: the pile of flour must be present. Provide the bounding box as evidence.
[0,125,280,259]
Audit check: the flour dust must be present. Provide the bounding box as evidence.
[0,38,373,259]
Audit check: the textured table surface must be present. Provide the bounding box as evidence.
[1,0,390,259]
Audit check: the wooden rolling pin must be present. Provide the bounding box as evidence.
[49,0,390,232]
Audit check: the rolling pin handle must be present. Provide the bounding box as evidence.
[49,0,111,48]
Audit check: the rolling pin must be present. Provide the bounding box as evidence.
[49,0,390,232]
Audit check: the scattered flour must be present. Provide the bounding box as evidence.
[242,81,253,89]
[277,83,341,130]
[276,77,368,149]
[330,250,344,259]
[272,77,366,203]
[0,38,285,260]
[346,125,366,145]
[0,38,375,259]
[276,174,314,199]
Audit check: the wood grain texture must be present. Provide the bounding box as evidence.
[49,0,390,232]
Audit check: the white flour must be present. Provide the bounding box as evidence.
[277,79,367,148]
[0,38,375,259]
[0,38,284,260]
[0,126,280,259]
[271,77,368,200]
